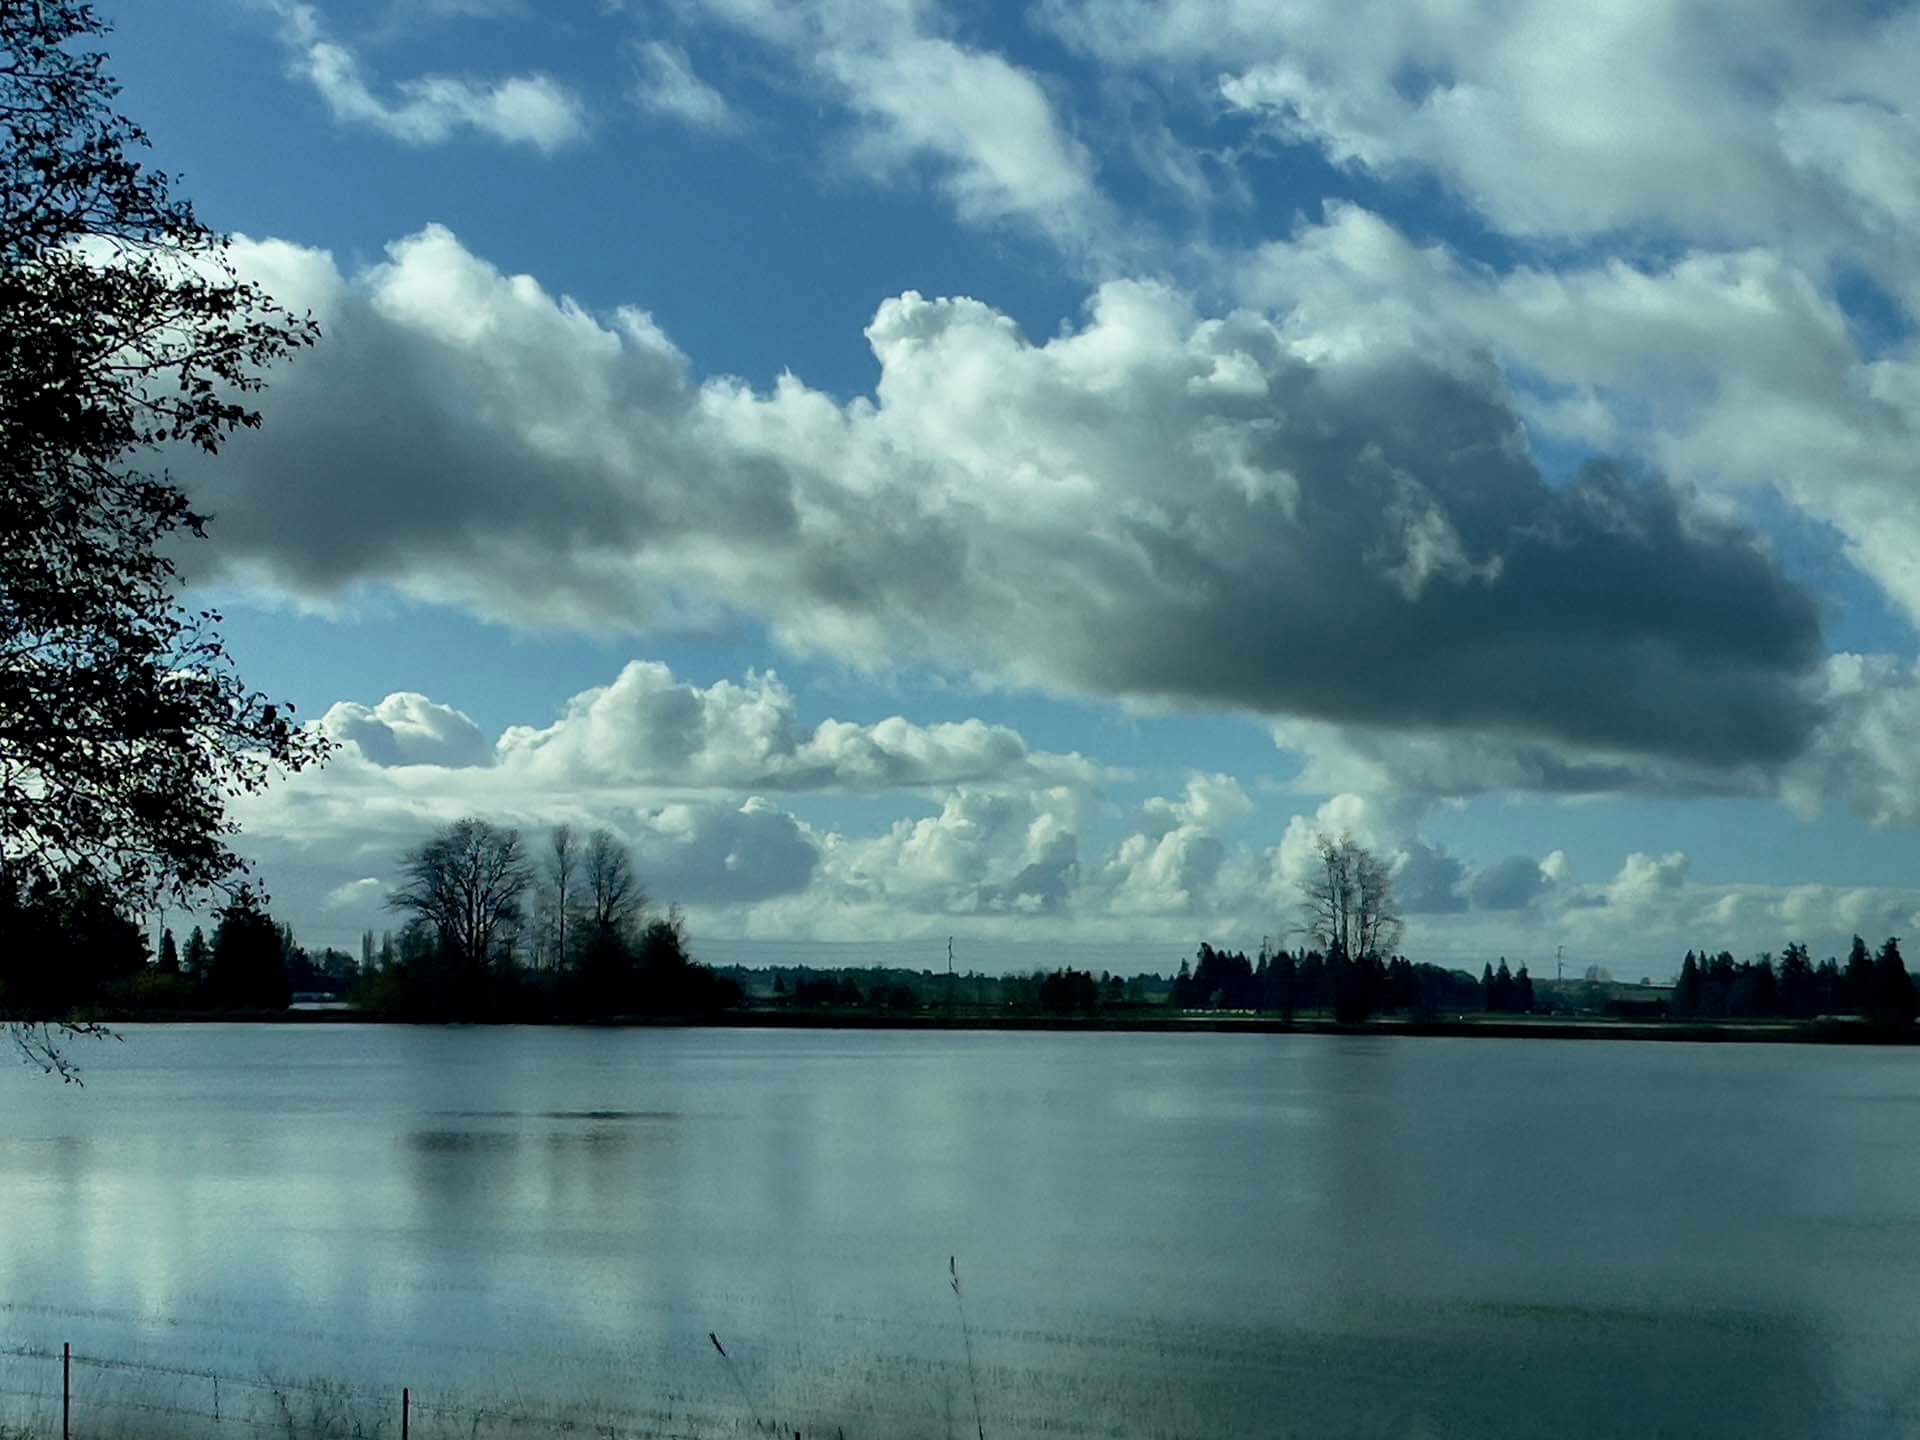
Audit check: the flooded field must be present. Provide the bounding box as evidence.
[4,1023,1919,1437]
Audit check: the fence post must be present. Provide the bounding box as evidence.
[402,1386,409,1440]
[62,1342,70,1440]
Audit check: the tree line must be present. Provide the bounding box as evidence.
[732,948,1499,1023]
[1160,943,1500,1022]
[1672,938,1914,1024]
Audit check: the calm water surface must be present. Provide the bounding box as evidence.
[4,1024,1920,1438]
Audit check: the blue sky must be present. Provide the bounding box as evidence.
[103,0,1920,974]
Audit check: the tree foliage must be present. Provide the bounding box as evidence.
[0,864,144,1077]
[1,1,324,1073]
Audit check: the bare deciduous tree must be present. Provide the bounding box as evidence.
[583,828,645,936]
[1300,833,1403,962]
[545,824,577,968]
[388,819,533,972]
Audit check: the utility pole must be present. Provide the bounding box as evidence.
[1556,944,1566,982]
[947,935,955,1015]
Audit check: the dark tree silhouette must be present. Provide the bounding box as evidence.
[1300,834,1403,967]
[1872,937,1915,1027]
[1330,939,1384,1023]
[1175,944,1259,1010]
[1296,950,1327,1012]
[583,827,644,935]
[181,925,209,981]
[1729,954,1777,1018]
[626,908,739,1015]
[1265,949,1297,1021]
[1815,956,1843,1014]
[1845,936,1876,1013]
[792,973,864,1008]
[388,818,534,976]
[548,824,577,963]
[1664,938,1917,1026]
[1038,967,1099,1013]
[156,927,179,976]
[202,887,290,1011]
[1,1,323,1075]
[558,831,677,1015]
[1,867,144,1002]
[1778,943,1814,1019]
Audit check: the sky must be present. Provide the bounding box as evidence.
[98,0,1920,977]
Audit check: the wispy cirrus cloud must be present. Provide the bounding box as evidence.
[628,40,740,133]
[672,0,1112,254]
[262,0,587,151]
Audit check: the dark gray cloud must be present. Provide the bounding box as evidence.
[190,233,1826,784]
[1066,379,1823,769]
[1468,855,1551,911]
[1395,841,1469,914]
[988,828,1081,914]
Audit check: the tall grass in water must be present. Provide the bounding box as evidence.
[948,1258,984,1440]
[706,1332,766,1435]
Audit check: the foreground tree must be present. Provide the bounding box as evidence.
[1,1,323,1075]
[0,866,145,1023]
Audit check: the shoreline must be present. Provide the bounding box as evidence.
[76,1008,1920,1044]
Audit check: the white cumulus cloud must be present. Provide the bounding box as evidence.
[184,226,1829,791]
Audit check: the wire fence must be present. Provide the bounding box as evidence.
[0,1344,778,1440]
[0,1315,1217,1440]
